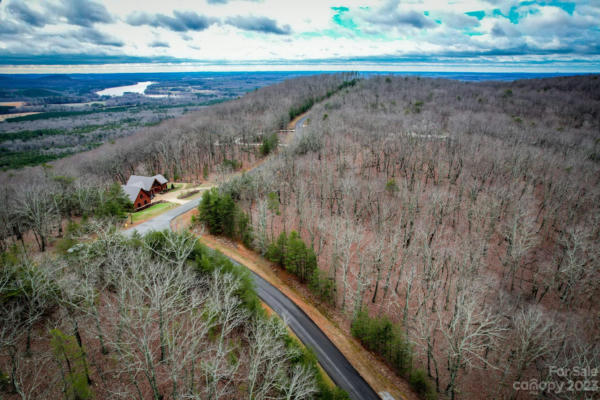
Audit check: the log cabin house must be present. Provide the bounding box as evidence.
[126,174,169,195]
[122,174,169,210]
[122,185,152,210]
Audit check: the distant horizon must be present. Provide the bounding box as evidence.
[0,63,598,75]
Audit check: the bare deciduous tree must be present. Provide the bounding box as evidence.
[339,220,363,311]
[506,306,563,399]
[15,185,58,252]
[502,202,538,292]
[278,364,318,400]
[246,317,292,400]
[439,289,506,400]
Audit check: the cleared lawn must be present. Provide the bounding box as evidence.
[129,202,177,224]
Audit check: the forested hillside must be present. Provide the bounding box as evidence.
[0,74,355,399]
[0,72,313,170]
[215,74,600,399]
[1,227,341,399]
[0,74,354,253]
[1,73,598,400]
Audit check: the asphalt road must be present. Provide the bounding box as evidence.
[124,196,202,236]
[123,114,381,400]
[248,265,380,400]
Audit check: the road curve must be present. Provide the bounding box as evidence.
[124,114,381,400]
[124,196,202,236]
[248,265,380,400]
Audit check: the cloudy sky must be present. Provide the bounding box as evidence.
[0,0,598,72]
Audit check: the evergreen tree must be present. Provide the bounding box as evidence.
[95,183,131,219]
[266,232,287,265]
[198,188,253,243]
[50,329,93,400]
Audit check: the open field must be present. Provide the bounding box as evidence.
[0,112,40,122]
[0,101,26,107]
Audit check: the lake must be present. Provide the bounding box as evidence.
[95,81,156,97]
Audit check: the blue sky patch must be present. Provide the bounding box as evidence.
[492,8,520,24]
[465,11,485,20]
[331,6,359,31]
[520,1,575,15]
[492,1,575,24]
[331,6,350,13]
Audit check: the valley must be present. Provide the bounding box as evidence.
[0,72,310,169]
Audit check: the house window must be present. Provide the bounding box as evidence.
[137,203,141,208]
[144,200,147,205]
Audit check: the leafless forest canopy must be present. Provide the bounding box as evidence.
[0,74,353,400]
[1,73,599,400]
[0,74,354,255]
[2,227,324,400]
[225,74,600,399]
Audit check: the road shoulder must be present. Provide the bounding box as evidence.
[194,232,416,400]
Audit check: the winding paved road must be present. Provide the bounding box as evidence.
[248,266,380,400]
[124,196,202,236]
[124,115,381,400]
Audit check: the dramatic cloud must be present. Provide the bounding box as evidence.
[126,10,216,32]
[59,0,113,27]
[328,2,436,37]
[437,12,480,30]
[0,0,598,72]
[491,23,506,37]
[361,4,436,30]
[226,16,291,35]
[127,11,289,35]
[0,18,24,34]
[78,27,123,47]
[7,2,47,27]
[149,41,170,48]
